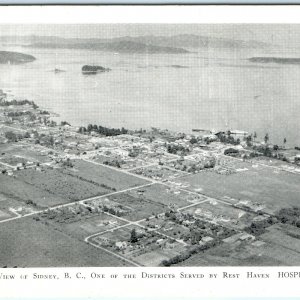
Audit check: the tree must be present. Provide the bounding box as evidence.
[245,135,252,147]
[5,131,18,142]
[190,137,198,144]
[253,132,257,142]
[283,138,287,147]
[264,133,269,144]
[130,228,138,243]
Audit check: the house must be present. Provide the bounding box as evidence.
[156,238,165,245]
[115,241,127,250]
[201,236,214,243]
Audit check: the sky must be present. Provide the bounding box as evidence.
[1,24,300,48]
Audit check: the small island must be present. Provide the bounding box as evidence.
[82,65,111,75]
[0,51,36,65]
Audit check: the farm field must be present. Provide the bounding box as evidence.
[0,217,129,267]
[260,223,300,252]
[107,190,164,221]
[0,143,24,156]
[137,183,192,207]
[60,213,128,240]
[0,194,38,218]
[107,183,193,221]
[15,167,109,203]
[64,159,150,191]
[175,166,300,213]
[178,236,300,266]
[0,173,68,207]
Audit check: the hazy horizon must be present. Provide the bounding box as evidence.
[1,24,300,49]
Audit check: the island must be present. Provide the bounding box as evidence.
[0,51,36,65]
[82,65,111,75]
[249,57,300,65]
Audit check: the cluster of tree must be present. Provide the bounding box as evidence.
[190,228,203,245]
[224,148,239,156]
[275,207,300,228]
[129,228,139,243]
[245,216,277,236]
[60,121,71,126]
[78,124,128,136]
[167,144,190,156]
[61,158,74,168]
[103,159,122,168]
[189,137,198,144]
[102,204,125,217]
[39,110,50,115]
[161,242,216,267]
[6,111,34,117]
[0,99,38,109]
[128,148,140,158]
[4,131,30,142]
[41,205,93,224]
[218,132,241,145]
[25,200,37,207]
[33,132,55,147]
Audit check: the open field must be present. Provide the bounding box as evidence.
[0,144,51,166]
[0,194,38,218]
[0,143,24,155]
[137,183,192,207]
[0,217,129,267]
[15,167,110,203]
[178,236,300,266]
[61,213,128,240]
[106,183,193,221]
[260,223,300,252]
[107,190,164,221]
[175,166,300,213]
[64,159,150,190]
[0,173,68,207]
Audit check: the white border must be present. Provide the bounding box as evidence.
[0,5,300,24]
[1,5,300,299]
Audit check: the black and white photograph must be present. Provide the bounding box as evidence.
[1,9,300,268]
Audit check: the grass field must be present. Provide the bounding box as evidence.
[260,223,300,253]
[61,213,128,240]
[0,174,68,207]
[108,191,164,221]
[178,236,300,266]
[139,183,191,207]
[175,166,300,213]
[64,159,150,191]
[107,183,192,221]
[15,168,109,203]
[0,217,129,267]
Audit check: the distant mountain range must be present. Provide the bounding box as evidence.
[0,34,270,54]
